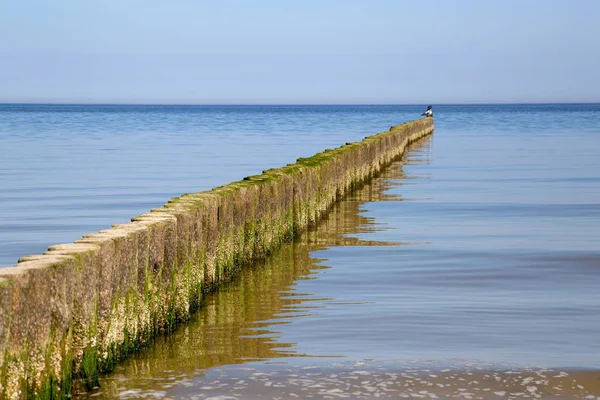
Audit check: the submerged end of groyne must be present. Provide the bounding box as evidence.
[0,117,433,399]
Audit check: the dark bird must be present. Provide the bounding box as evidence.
[422,105,433,118]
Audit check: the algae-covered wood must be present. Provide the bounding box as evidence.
[0,118,433,399]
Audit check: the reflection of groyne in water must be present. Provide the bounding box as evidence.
[86,139,427,399]
[302,145,430,248]
[89,241,323,398]
[89,139,434,397]
[83,137,600,399]
[0,118,433,398]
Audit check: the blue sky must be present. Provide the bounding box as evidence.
[0,0,598,104]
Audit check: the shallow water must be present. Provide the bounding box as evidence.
[0,104,423,267]
[1,104,600,398]
[92,361,600,399]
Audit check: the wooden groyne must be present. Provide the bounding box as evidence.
[0,118,433,399]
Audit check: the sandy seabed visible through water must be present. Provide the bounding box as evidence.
[82,359,600,399]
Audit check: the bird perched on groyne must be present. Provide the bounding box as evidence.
[422,105,433,118]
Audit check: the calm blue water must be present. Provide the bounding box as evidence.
[2,104,600,397]
[0,104,421,267]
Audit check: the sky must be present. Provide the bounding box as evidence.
[0,0,599,104]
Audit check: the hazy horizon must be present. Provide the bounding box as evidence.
[2,102,599,106]
[1,1,599,104]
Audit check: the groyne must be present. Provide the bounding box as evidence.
[0,118,433,399]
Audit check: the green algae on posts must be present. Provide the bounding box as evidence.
[0,118,433,399]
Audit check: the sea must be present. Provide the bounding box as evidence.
[1,104,599,399]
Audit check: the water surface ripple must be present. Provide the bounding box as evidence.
[1,104,600,398]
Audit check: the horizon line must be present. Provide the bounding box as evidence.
[1,101,599,107]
